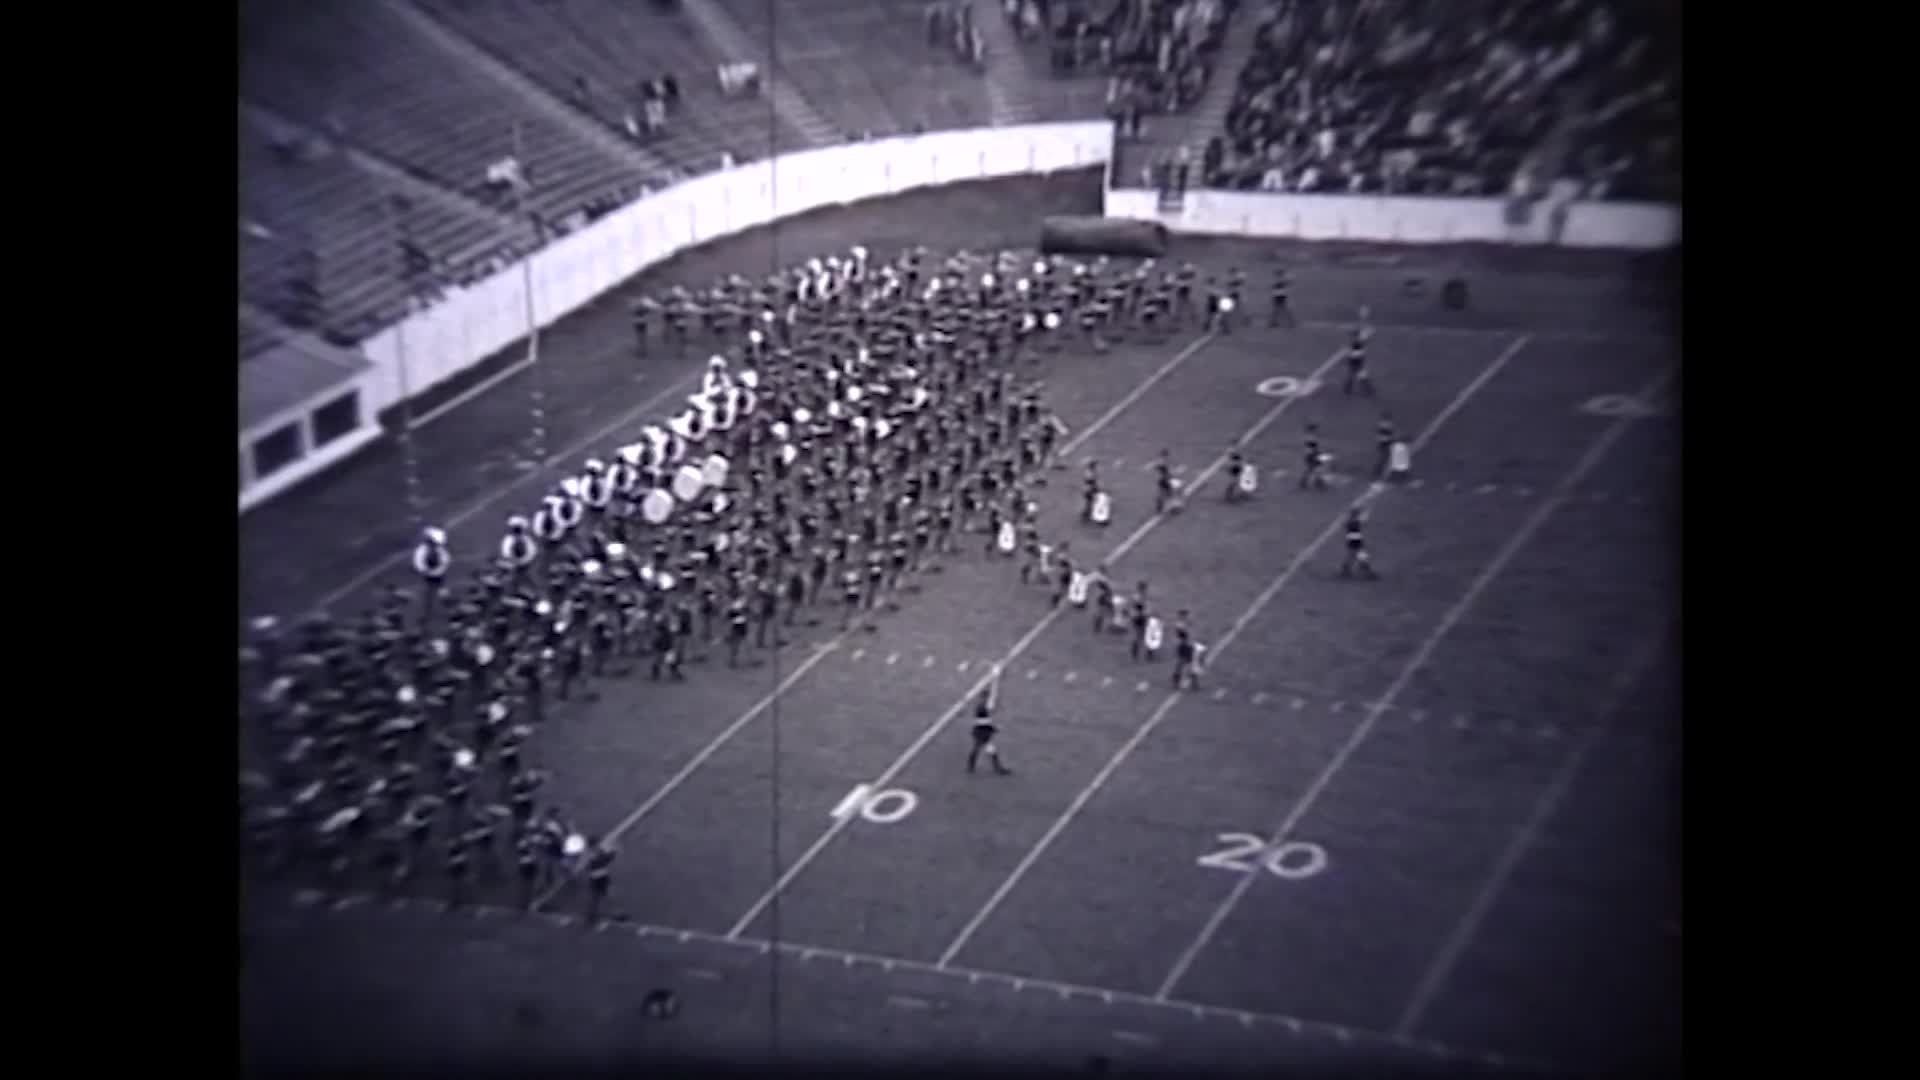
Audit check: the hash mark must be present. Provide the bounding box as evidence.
[1291,697,1305,710]
[1476,484,1497,494]
[957,660,970,672]
[886,653,899,665]
[1065,671,1079,683]
[923,655,935,668]
[1136,680,1151,692]
[1252,692,1269,705]
[1027,668,1039,680]
[1101,675,1114,687]
[851,648,866,661]
[1329,700,1345,712]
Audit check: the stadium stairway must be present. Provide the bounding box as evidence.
[1129,0,1257,175]
[970,0,1047,127]
[680,0,841,148]
[393,0,676,186]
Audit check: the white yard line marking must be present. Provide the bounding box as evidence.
[1392,628,1669,1039]
[936,337,1533,971]
[720,337,1363,940]
[1151,365,1673,1001]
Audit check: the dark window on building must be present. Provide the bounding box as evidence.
[251,422,303,479]
[311,390,360,448]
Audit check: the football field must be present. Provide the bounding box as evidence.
[241,173,1681,1077]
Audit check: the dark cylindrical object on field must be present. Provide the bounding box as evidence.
[1039,215,1169,258]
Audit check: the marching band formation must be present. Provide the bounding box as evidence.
[240,243,1407,918]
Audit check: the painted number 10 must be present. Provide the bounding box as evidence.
[1197,832,1329,880]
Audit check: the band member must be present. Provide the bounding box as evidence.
[1344,311,1374,396]
[1340,506,1379,580]
[967,670,1013,775]
[1269,267,1292,327]
[1225,451,1257,502]
[499,517,538,585]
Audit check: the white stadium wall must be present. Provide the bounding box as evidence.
[1101,187,1680,250]
[238,121,1117,514]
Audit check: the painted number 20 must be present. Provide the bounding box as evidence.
[1197,832,1329,880]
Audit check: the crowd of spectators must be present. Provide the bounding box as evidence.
[1011,0,1234,141]
[1199,0,1678,202]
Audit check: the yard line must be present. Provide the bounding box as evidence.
[722,335,1416,941]
[529,332,1220,898]
[1152,365,1674,1002]
[1392,626,1670,1039]
[936,335,1534,969]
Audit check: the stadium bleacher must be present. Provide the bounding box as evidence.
[715,0,999,139]
[417,0,809,171]
[238,106,519,341]
[240,0,642,224]
[1201,0,1680,201]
